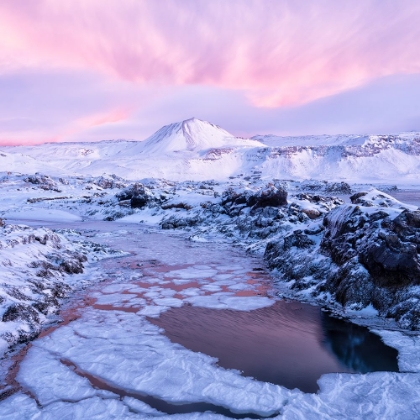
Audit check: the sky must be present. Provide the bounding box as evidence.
[1,0,420,145]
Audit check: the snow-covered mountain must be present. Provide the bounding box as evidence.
[253,132,420,184]
[141,117,262,153]
[1,118,420,184]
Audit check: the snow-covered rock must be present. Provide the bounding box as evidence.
[265,199,420,330]
[0,221,121,354]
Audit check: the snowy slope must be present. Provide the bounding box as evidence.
[252,133,370,147]
[1,119,420,184]
[141,117,262,153]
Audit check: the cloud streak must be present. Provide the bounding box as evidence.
[1,0,420,108]
[1,1,420,145]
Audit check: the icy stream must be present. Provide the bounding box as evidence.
[0,222,405,419]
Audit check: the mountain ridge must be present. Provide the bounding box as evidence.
[1,118,420,184]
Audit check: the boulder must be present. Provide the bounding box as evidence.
[115,183,154,209]
[221,184,287,211]
[251,184,288,208]
[322,206,420,288]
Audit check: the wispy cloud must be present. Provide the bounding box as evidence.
[1,0,420,107]
[0,1,419,144]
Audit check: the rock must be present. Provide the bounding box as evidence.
[360,210,420,287]
[161,202,192,211]
[24,174,61,192]
[2,304,40,324]
[264,201,420,329]
[283,230,314,250]
[131,196,149,209]
[301,208,321,219]
[350,192,368,203]
[322,206,420,288]
[93,176,126,189]
[220,184,287,219]
[116,183,154,209]
[251,184,288,208]
[325,182,352,194]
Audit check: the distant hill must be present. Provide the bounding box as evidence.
[1,119,420,184]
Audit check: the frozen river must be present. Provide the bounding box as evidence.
[0,221,402,418]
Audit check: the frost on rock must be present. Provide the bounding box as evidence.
[265,199,420,330]
[0,221,118,354]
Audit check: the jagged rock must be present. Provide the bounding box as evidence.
[24,174,61,192]
[2,303,40,324]
[116,183,145,201]
[349,189,411,209]
[325,182,352,194]
[251,184,288,208]
[161,214,202,229]
[350,192,368,203]
[283,230,314,250]
[221,184,287,214]
[264,201,420,329]
[131,195,149,209]
[161,202,192,211]
[93,176,126,189]
[322,206,420,287]
[294,193,344,207]
[115,183,155,208]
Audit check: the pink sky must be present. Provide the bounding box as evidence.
[1,0,420,145]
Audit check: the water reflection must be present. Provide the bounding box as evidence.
[151,301,399,393]
[320,313,399,373]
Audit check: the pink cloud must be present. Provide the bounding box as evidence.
[1,0,420,108]
[52,107,134,143]
[0,107,132,145]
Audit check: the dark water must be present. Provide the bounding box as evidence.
[151,301,399,393]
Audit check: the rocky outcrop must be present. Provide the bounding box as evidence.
[24,173,61,192]
[265,203,420,329]
[93,175,126,190]
[221,184,287,211]
[0,224,118,352]
[116,183,156,209]
[321,206,420,288]
[325,182,352,194]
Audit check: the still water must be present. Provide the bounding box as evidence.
[0,221,399,417]
[151,301,398,393]
[82,222,398,394]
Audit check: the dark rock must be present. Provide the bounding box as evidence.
[325,182,352,194]
[251,184,288,208]
[161,202,192,211]
[265,202,420,328]
[221,184,287,211]
[59,260,84,274]
[2,304,40,323]
[116,183,155,209]
[131,196,149,209]
[322,206,420,288]
[283,230,314,250]
[350,192,368,203]
[116,183,145,201]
